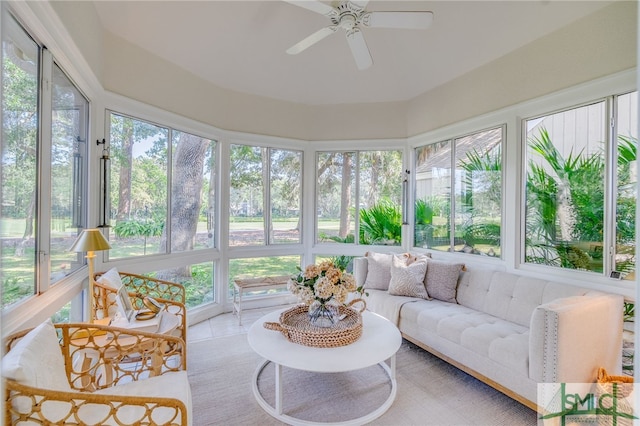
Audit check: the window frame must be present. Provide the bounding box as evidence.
[2,14,90,306]
[227,143,304,247]
[521,92,637,280]
[413,125,505,257]
[106,109,219,260]
[314,148,405,247]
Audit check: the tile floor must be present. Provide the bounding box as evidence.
[187,305,294,343]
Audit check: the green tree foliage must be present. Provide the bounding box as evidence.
[109,114,168,224]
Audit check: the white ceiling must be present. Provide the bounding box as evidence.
[92,0,614,106]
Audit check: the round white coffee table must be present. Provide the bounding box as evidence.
[248,308,402,425]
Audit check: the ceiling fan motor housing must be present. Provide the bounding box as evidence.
[330,2,370,31]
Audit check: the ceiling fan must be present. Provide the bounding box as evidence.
[284,1,434,70]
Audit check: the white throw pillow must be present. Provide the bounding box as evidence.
[96,267,123,290]
[363,252,394,290]
[2,319,70,391]
[388,255,430,299]
[406,252,432,265]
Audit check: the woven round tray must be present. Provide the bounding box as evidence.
[263,300,365,348]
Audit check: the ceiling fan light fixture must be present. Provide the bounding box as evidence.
[283,0,433,70]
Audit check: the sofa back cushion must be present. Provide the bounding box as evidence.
[457,270,601,327]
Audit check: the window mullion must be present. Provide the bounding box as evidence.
[449,140,455,251]
[354,151,360,246]
[166,128,173,253]
[605,96,617,277]
[37,48,53,293]
[264,147,271,245]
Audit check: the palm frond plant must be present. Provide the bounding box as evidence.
[359,200,401,245]
[524,128,608,270]
[457,147,502,253]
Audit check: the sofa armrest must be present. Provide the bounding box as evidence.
[529,293,623,384]
[353,257,368,288]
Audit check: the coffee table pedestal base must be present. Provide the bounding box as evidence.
[251,356,397,426]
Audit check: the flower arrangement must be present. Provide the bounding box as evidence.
[288,257,361,307]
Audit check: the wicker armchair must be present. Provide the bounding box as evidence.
[93,270,187,344]
[3,321,191,425]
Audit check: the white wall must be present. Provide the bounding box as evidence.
[47,1,636,141]
[407,1,637,136]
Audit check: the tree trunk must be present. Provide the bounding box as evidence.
[207,149,216,243]
[15,192,35,257]
[158,134,209,278]
[116,126,134,223]
[339,153,352,238]
[368,155,380,207]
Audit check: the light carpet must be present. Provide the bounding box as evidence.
[187,334,537,425]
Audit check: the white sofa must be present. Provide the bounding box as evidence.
[353,255,624,410]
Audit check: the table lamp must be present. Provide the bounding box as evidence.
[69,228,112,322]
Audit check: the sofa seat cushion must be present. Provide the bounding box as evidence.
[89,371,192,425]
[365,289,419,325]
[401,299,529,376]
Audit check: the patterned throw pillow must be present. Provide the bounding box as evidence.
[363,252,394,290]
[424,260,464,303]
[388,255,429,299]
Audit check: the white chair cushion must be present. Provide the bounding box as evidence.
[2,319,70,392]
[3,319,72,421]
[97,267,123,289]
[90,371,192,425]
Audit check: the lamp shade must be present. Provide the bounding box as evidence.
[69,228,112,252]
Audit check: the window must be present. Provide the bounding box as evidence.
[109,115,217,256]
[50,62,89,282]
[415,127,503,256]
[108,112,168,258]
[170,130,216,251]
[2,15,89,309]
[229,144,302,246]
[525,102,606,271]
[2,16,39,307]
[316,150,403,245]
[614,92,637,279]
[228,255,300,298]
[524,94,637,279]
[107,112,218,308]
[151,261,215,307]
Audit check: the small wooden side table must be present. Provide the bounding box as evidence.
[233,275,290,325]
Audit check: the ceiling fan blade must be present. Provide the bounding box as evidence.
[287,26,337,55]
[350,0,370,9]
[365,11,434,29]
[282,0,336,16]
[345,29,372,70]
